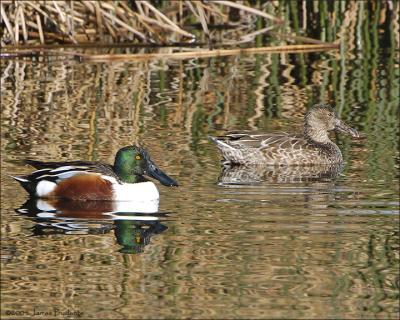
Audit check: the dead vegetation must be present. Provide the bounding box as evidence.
[0,0,284,47]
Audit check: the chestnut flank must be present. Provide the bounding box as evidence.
[51,174,114,201]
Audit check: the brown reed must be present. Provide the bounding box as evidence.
[1,0,284,47]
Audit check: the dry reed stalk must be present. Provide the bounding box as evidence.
[52,0,66,23]
[137,2,184,37]
[111,2,130,24]
[69,1,75,38]
[133,2,158,41]
[179,1,183,25]
[78,43,340,62]
[135,13,188,41]
[42,3,83,24]
[213,0,283,24]
[184,2,197,19]
[35,13,44,44]
[199,2,227,20]
[224,25,276,45]
[103,19,117,40]
[19,4,28,42]
[111,2,133,32]
[61,10,78,43]
[140,1,194,39]
[25,2,49,21]
[46,7,85,24]
[184,1,210,45]
[111,1,145,43]
[98,5,147,41]
[65,2,87,19]
[1,48,87,59]
[133,14,162,43]
[119,1,154,43]
[14,3,20,44]
[195,2,210,43]
[94,1,104,39]
[82,1,116,40]
[135,1,146,17]
[119,2,146,31]
[1,3,16,44]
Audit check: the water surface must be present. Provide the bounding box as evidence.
[1,46,399,319]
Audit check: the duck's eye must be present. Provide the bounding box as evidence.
[135,155,141,160]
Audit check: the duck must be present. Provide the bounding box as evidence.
[12,145,178,201]
[209,103,360,165]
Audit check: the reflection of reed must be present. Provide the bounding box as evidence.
[248,57,268,129]
[280,55,308,118]
[336,1,358,56]
[1,61,154,162]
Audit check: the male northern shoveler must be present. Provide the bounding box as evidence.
[12,145,178,201]
[209,103,360,165]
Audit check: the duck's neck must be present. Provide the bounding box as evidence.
[115,172,140,184]
[304,125,331,144]
[304,125,342,162]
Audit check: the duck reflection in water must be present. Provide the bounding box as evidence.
[16,198,168,254]
[216,164,345,210]
[218,163,343,185]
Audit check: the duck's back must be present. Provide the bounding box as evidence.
[210,132,341,165]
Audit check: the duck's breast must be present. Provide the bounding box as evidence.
[112,181,160,201]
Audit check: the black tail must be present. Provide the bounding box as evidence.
[11,175,36,196]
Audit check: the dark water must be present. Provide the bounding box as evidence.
[1,45,399,319]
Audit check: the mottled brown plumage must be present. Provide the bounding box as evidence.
[210,104,360,165]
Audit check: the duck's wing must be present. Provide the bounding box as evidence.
[210,132,326,165]
[25,159,117,179]
[17,160,120,189]
[218,132,307,150]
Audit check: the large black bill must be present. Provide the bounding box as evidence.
[335,120,360,138]
[145,161,179,187]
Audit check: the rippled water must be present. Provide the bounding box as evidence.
[1,46,399,319]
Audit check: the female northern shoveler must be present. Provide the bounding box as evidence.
[209,104,360,165]
[12,145,178,201]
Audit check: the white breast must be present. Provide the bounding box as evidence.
[112,181,160,202]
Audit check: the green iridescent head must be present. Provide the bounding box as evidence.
[113,145,178,186]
